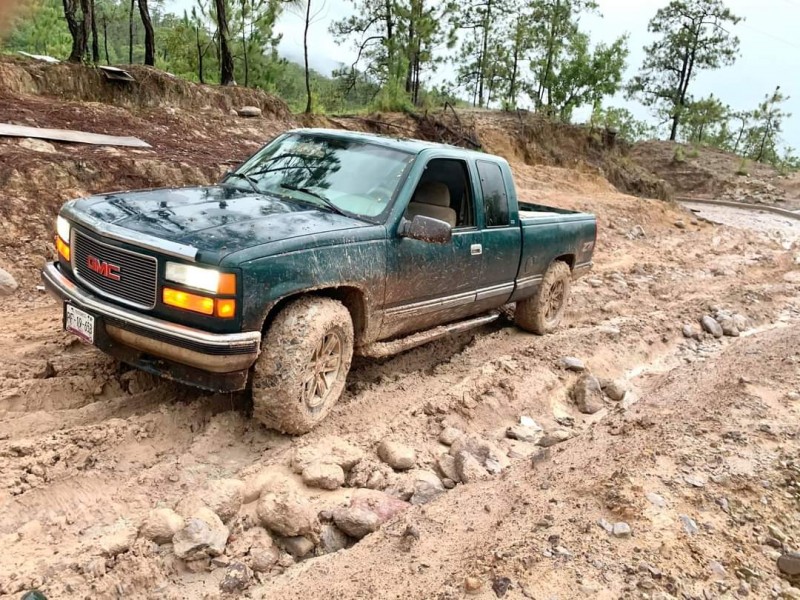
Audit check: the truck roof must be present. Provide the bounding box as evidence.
[286,127,492,158]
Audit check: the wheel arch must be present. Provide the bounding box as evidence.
[553,253,575,270]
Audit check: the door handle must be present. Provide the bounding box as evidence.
[471,244,483,256]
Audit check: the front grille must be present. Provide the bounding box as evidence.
[72,230,158,309]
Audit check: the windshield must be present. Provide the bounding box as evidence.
[227,133,415,221]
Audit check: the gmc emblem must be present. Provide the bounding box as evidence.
[86,255,121,281]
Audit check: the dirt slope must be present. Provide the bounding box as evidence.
[1,59,800,600]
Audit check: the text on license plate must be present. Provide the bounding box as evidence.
[65,304,95,343]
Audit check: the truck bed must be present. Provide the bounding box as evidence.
[518,201,594,224]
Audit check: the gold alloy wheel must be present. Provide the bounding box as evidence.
[302,331,343,409]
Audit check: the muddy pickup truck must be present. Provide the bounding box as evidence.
[42,129,596,433]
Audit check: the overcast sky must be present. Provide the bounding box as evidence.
[173,0,800,151]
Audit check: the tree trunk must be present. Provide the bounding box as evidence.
[215,0,235,85]
[103,14,110,64]
[128,0,134,63]
[89,0,98,63]
[756,117,772,162]
[195,26,205,83]
[477,0,491,107]
[63,0,85,63]
[137,0,155,66]
[303,0,312,113]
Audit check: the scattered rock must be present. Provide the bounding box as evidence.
[332,507,380,539]
[203,479,245,522]
[279,535,315,559]
[492,576,512,597]
[597,518,613,534]
[377,440,416,470]
[302,462,345,490]
[237,106,262,117]
[674,220,686,229]
[506,424,543,443]
[18,138,58,153]
[98,521,138,557]
[717,316,740,337]
[256,491,317,537]
[437,454,459,482]
[572,374,605,414]
[242,466,291,503]
[249,546,280,573]
[560,357,585,372]
[140,508,184,544]
[220,562,250,594]
[33,361,56,379]
[0,268,18,297]
[318,524,351,554]
[684,474,706,488]
[778,552,800,577]
[680,514,699,535]
[408,470,446,505]
[464,576,483,594]
[612,522,632,538]
[173,507,229,559]
[438,426,464,446]
[627,225,646,239]
[599,378,627,402]
[449,435,510,473]
[350,489,410,524]
[645,492,667,508]
[454,450,489,483]
[701,315,723,338]
[291,437,365,475]
[537,429,572,447]
[682,324,700,339]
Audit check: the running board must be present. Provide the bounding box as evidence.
[358,312,501,359]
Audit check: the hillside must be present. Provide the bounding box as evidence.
[1,59,799,600]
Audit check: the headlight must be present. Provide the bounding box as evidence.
[56,215,71,243]
[165,262,236,295]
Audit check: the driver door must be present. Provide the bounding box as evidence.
[380,157,483,339]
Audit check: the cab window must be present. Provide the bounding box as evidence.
[477,160,510,227]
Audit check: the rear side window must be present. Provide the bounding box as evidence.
[477,161,510,227]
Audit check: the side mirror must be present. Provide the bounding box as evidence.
[399,215,452,245]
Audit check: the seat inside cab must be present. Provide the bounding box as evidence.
[404,158,474,229]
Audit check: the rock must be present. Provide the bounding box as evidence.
[377,440,416,470]
[291,437,365,475]
[242,466,291,503]
[572,374,605,414]
[318,524,351,554]
[599,379,627,402]
[680,514,699,535]
[560,357,585,372]
[597,518,613,533]
[237,106,262,118]
[537,429,572,447]
[464,576,483,594]
[33,361,56,379]
[778,552,800,577]
[438,426,464,446]
[279,535,315,559]
[140,508,184,544]
[682,324,699,339]
[408,470,446,505]
[674,220,686,229]
[219,562,250,593]
[645,492,667,508]
[173,507,229,559]
[768,524,787,543]
[684,474,706,488]
[350,489,410,523]
[732,313,749,331]
[717,316,740,337]
[612,522,632,538]
[0,268,18,297]
[256,491,317,537]
[449,435,510,472]
[249,546,280,573]
[332,507,380,539]
[302,462,345,490]
[98,521,138,557]
[203,479,245,522]
[18,138,57,153]
[627,225,646,239]
[701,315,723,338]
[506,424,543,443]
[437,454,459,482]
[492,576,512,597]
[454,450,489,483]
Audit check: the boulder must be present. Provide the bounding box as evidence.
[302,462,345,490]
[454,450,489,483]
[560,357,585,372]
[256,491,317,537]
[436,454,459,482]
[505,424,543,444]
[140,508,184,544]
[599,379,627,402]
[408,470,446,505]
[279,535,315,559]
[438,426,464,446]
[0,268,18,297]
[203,479,245,522]
[242,466,291,503]
[332,507,380,539]
[173,507,229,559]
[701,315,723,338]
[377,440,416,470]
[291,437,364,474]
[537,429,572,447]
[318,524,351,554]
[237,106,262,117]
[572,374,605,414]
[349,488,411,524]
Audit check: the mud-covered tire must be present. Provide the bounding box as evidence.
[252,297,354,435]
[515,260,572,335]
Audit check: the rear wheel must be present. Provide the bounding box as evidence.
[515,260,572,335]
[252,297,354,434]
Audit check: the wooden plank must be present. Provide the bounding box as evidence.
[0,123,151,148]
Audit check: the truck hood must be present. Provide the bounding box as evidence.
[67,186,371,262]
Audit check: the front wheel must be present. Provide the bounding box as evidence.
[252,297,354,434]
[515,260,572,335]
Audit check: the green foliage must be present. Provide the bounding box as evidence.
[590,106,655,143]
[680,94,729,144]
[627,0,741,141]
[735,157,749,176]
[673,145,686,163]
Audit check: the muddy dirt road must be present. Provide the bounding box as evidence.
[1,166,799,598]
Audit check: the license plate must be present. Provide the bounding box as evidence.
[65,304,95,343]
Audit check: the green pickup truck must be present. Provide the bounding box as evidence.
[42,129,596,433]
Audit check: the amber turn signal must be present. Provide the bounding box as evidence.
[218,273,237,295]
[163,287,214,315]
[56,235,70,261]
[215,298,236,318]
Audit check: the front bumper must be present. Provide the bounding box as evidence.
[41,262,261,392]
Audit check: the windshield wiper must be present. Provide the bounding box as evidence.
[279,184,351,218]
[225,171,261,194]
